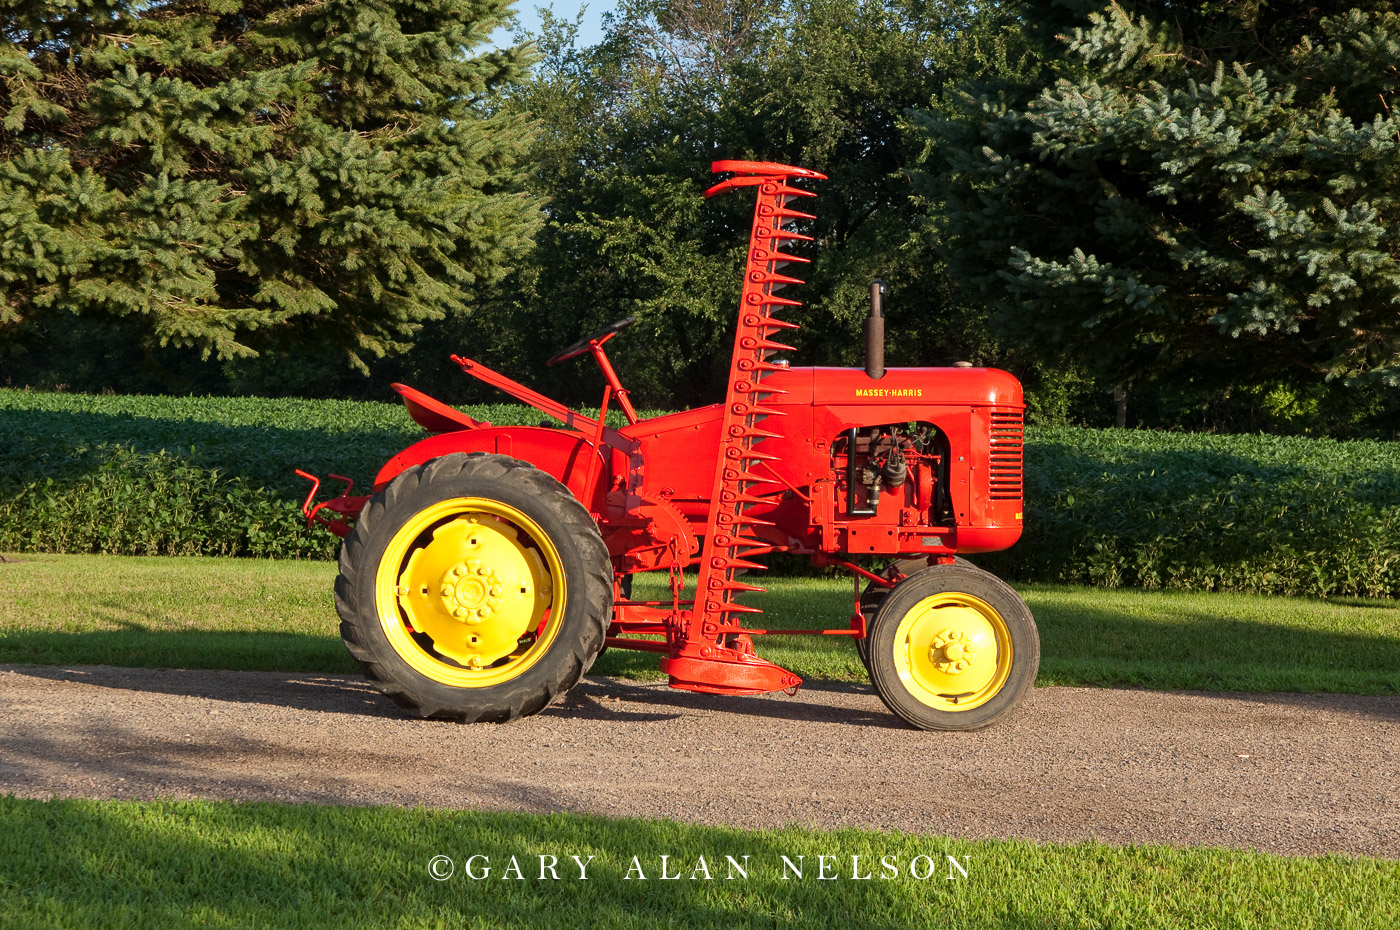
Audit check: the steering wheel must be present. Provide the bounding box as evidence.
[545,316,637,367]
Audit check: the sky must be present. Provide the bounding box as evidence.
[492,1,618,49]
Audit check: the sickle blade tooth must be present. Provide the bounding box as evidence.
[756,339,796,352]
[714,580,767,594]
[754,270,805,287]
[775,207,816,221]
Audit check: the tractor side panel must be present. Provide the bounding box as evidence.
[373,427,611,512]
[620,405,725,527]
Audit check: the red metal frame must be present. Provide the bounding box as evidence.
[297,159,1027,699]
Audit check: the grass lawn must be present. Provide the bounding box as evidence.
[2,552,1398,694]
[4,556,1397,926]
[2,797,1396,930]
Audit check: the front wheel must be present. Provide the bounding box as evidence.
[856,557,984,671]
[335,453,612,722]
[866,564,1038,731]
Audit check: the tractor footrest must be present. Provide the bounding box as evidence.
[661,654,802,696]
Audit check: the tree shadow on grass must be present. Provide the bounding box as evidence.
[0,795,1144,930]
[1029,598,1400,722]
[0,630,354,676]
[6,587,1400,724]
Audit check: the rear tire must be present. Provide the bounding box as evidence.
[866,564,1038,731]
[335,453,611,722]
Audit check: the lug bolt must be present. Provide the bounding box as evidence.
[452,608,467,619]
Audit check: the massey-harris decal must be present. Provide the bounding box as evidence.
[855,388,924,398]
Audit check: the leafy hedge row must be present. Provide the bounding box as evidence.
[3,390,1398,595]
[0,446,336,559]
[0,390,618,559]
[983,428,1400,598]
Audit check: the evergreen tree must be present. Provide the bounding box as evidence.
[914,3,1400,401]
[476,0,1009,409]
[0,0,538,373]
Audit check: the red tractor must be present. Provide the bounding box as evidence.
[299,160,1038,731]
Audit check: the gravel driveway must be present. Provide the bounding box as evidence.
[2,664,1397,858]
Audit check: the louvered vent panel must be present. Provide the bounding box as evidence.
[988,411,1024,501]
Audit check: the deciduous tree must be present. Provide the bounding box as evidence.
[491,0,1005,408]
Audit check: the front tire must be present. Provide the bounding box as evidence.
[335,453,611,722]
[866,564,1038,731]
[856,557,983,670]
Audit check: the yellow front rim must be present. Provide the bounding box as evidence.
[374,498,566,688]
[892,593,1012,712]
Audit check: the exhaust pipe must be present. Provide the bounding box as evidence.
[865,280,886,380]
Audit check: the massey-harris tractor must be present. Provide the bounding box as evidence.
[298,160,1039,731]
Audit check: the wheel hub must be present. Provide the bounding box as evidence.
[892,594,1013,712]
[928,629,976,673]
[392,513,552,667]
[439,560,505,621]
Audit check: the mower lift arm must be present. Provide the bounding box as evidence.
[451,355,634,452]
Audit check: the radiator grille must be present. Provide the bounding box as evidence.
[988,410,1024,501]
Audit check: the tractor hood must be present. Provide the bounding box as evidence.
[764,366,1024,408]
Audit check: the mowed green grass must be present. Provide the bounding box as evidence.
[2,553,1398,694]
[2,797,1396,930]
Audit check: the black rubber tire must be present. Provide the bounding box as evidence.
[866,564,1039,731]
[335,452,612,722]
[855,556,983,670]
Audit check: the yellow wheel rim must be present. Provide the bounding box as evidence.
[892,593,1011,712]
[373,497,566,688]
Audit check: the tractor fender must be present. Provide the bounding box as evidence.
[373,427,612,510]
